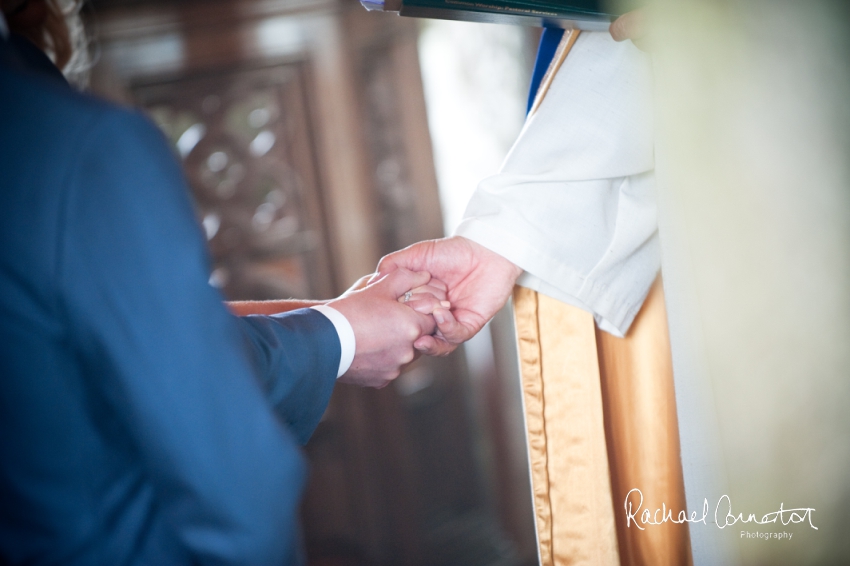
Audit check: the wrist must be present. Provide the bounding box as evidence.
[459,236,523,282]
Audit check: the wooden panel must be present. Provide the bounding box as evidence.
[305,13,381,290]
[133,63,334,300]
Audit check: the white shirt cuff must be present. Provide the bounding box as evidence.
[310,305,355,378]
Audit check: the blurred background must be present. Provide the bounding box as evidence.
[84,1,540,565]
[652,2,850,565]
[76,0,850,565]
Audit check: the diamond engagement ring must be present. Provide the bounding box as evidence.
[403,291,412,303]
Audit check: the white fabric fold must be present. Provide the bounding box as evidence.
[455,31,659,336]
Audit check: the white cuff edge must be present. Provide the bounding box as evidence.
[311,305,355,378]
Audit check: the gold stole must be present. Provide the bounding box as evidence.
[516,30,692,566]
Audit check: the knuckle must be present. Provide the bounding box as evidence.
[405,325,420,341]
[401,349,415,365]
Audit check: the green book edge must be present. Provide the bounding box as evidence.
[399,0,621,29]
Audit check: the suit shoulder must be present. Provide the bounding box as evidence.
[0,64,160,151]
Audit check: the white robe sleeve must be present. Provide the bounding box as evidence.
[454,32,658,337]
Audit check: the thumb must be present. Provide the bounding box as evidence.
[380,268,431,299]
[609,9,645,42]
[414,334,458,357]
[431,308,473,344]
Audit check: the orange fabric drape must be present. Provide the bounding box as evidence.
[514,286,620,566]
[515,29,690,565]
[514,279,691,566]
[596,279,692,566]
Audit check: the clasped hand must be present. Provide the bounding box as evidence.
[375,236,522,357]
[327,268,450,388]
[331,236,522,388]
[237,235,519,390]
[230,238,518,389]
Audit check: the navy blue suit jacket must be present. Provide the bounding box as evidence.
[0,36,338,565]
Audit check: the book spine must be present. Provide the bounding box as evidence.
[399,1,615,30]
[404,0,617,19]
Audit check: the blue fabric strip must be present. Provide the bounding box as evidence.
[527,28,565,114]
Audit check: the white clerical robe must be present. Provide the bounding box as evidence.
[455,30,692,566]
[455,31,657,336]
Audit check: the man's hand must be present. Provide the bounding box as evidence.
[328,268,440,388]
[610,9,649,50]
[377,236,522,357]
